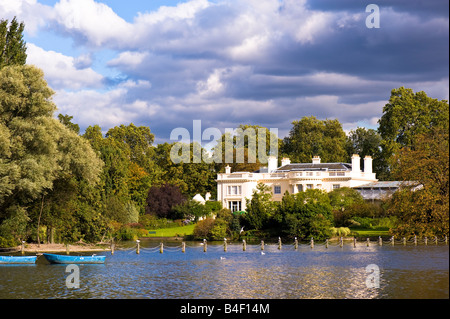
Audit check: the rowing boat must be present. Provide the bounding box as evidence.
[43,253,106,264]
[0,255,37,264]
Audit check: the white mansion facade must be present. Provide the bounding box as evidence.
[217,155,378,212]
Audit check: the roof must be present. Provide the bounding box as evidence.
[275,163,352,172]
[353,181,419,189]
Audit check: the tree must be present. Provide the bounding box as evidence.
[282,116,347,163]
[388,128,449,237]
[0,17,27,69]
[346,127,387,179]
[244,183,277,230]
[378,87,449,179]
[278,189,333,240]
[145,184,187,219]
[0,65,103,245]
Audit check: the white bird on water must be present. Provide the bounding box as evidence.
[261,251,265,255]
[220,257,226,260]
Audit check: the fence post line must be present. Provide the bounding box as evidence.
[339,237,343,248]
[424,237,428,245]
[110,238,115,255]
[261,240,265,251]
[182,241,186,253]
[403,237,406,246]
[203,239,207,252]
[159,242,163,254]
[378,236,382,246]
[224,238,227,252]
[136,240,140,254]
[391,236,395,246]
[435,236,438,245]
[278,237,282,250]
[445,236,448,245]
[21,241,25,255]
[325,239,329,249]
[353,237,357,248]
[294,237,298,250]
[243,239,247,251]
[414,235,417,246]
[366,238,370,247]
[66,243,70,255]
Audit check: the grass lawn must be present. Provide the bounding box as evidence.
[350,227,391,237]
[145,223,196,238]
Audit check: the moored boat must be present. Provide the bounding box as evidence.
[0,255,37,264]
[43,253,106,264]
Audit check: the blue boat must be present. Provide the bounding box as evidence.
[0,255,37,264]
[43,253,106,264]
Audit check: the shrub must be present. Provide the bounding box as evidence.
[192,218,215,239]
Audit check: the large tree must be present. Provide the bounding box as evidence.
[378,87,449,179]
[388,128,449,237]
[282,116,348,163]
[0,65,103,245]
[0,17,27,69]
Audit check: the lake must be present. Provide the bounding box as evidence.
[0,239,448,299]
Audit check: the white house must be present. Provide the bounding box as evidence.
[216,155,378,212]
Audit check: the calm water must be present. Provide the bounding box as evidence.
[0,240,448,299]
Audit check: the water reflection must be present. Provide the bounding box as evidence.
[0,242,448,299]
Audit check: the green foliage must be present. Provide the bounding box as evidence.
[0,17,27,69]
[244,183,277,230]
[281,116,348,163]
[278,190,333,240]
[193,218,216,240]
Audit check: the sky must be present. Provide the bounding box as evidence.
[1,0,449,145]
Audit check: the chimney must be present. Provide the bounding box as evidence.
[225,165,231,174]
[312,156,321,164]
[268,156,277,173]
[351,154,360,173]
[364,156,373,174]
[281,157,291,166]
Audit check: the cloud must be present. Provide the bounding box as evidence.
[26,43,104,90]
[7,0,449,144]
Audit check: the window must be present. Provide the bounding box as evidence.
[274,185,281,194]
[297,184,303,192]
[307,184,313,190]
[228,201,241,212]
[306,172,313,176]
[227,185,241,195]
[316,172,321,176]
[333,184,341,190]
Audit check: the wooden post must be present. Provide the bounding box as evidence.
[182,242,186,253]
[66,243,70,255]
[159,242,163,254]
[339,237,343,248]
[294,237,298,250]
[445,236,448,245]
[424,237,428,245]
[325,239,328,249]
[353,237,356,248]
[136,240,140,254]
[403,237,406,246]
[203,239,207,253]
[435,236,438,245]
[391,236,395,246]
[366,238,370,247]
[110,238,115,255]
[261,240,265,251]
[278,237,282,250]
[242,239,247,251]
[224,238,227,252]
[310,237,314,249]
[414,235,417,246]
[21,241,25,255]
[378,236,382,246]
